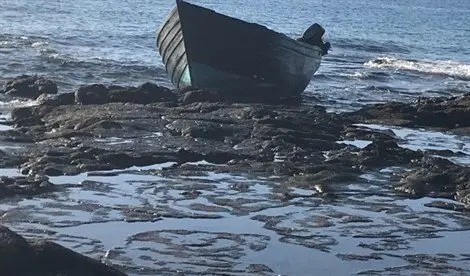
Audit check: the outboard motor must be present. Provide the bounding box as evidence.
[298,23,331,55]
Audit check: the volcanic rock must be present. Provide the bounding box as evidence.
[348,94,470,129]
[109,83,177,104]
[0,176,56,198]
[180,88,223,105]
[2,77,470,209]
[0,225,125,276]
[36,92,75,106]
[2,75,57,99]
[75,84,109,105]
[394,156,470,204]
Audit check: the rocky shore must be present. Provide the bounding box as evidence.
[0,225,125,276]
[1,75,469,273]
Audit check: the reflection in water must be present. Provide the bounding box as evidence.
[0,157,469,275]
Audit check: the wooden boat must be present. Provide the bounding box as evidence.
[156,0,327,101]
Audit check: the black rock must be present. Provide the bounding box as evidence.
[37,92,75,106]
[181,89,222,105]
[2,75,57,99]
[0,226,35,274]
[96,152,134,168]
[109,82,177,104]
[0,226,126,276]
[10,106,44,127]
[393,156,470,204]
[35,77,58,95]
[10,106,34,121]
[0,176,56,198]
[347,94,470,129]
[75,84,110,105]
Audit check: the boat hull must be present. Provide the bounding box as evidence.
[157,1,322,99]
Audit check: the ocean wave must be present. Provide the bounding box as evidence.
[322,70,391,82]
[0,41,13,47]
[333,38,410,54]
[365,57,470,80]
[0,35,19,48]
[364,85,409,94]
[39,50,163,74]
[31,41,49,48]
[0,98,38,108]
[38,52,169,89]
[35,43,160,69]
[0,33,50,49]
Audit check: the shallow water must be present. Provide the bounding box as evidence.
[1,159,469,275]
[353,123,470,165]
[2,118,469,275]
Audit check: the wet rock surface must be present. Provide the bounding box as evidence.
[0,175,56,198]
[0,225,125,275]
[344,96,470,205]
[1,76,470,275]
[349,94,470,130]
[394,156,470,205]
[1,75,58,99]
[0,76,469,207]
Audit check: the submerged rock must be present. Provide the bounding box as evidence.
[0,176,55,198]
[0,225,125,275]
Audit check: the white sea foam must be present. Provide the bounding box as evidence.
[31,41,48,48]
[338,71,370,79]
[364,57,470,80]
[0,41,12,47]
[0,99,38,108]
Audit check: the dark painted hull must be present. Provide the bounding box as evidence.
[156,1,322,99]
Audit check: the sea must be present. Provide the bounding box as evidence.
[1,0,470,275]
[1,0,469,111]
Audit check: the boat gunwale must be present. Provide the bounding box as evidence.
[175,0,322,56]
[272,37,323,58]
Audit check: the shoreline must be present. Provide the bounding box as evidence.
[0,75,469,207]
[0,74,469,274]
